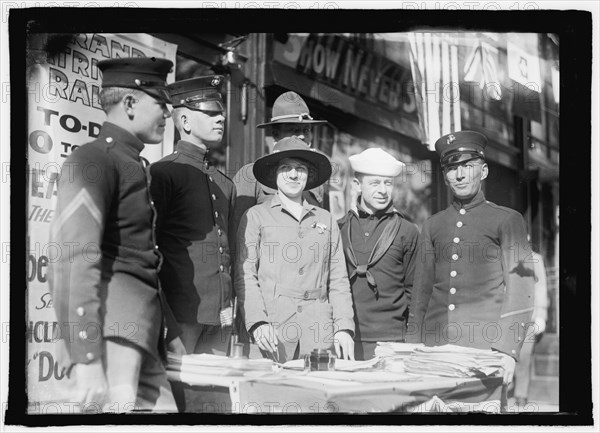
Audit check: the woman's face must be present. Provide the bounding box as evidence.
[276,157,309,199]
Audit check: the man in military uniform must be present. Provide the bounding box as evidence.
[231,91,328,236]
[407,131,535,385]
[339,148,419,360]
[150,75,235,357]
[48,58,177,412]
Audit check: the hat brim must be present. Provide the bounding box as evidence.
[142,88,172,104]
[253,149,332,190]
[441,151,485,167]
[256,119,328,129]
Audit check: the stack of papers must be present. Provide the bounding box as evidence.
[374,342,425,374]
[403,345,504,378]
[168,353,274,376]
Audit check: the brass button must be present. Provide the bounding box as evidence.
[211,194,216,200]
[106,137,113,143]
[450,271,457,277]
[297,306,303,313]
[217,229,222,236]
[453,237,460,243]
[459,209,466,215]
[448,304,455,311]
[303,291,309,299]
[450,288,456,295]
[365,232,369,237]
[452,254,459,261]
[219,247,224,254]
[456,221,463,228]
[79,330,88,340]
[76,307,85,317]
[219,265,224,272]
[209,176,213,182]
[298,231,304,238]
[86,352,95,361]
[299,268,304,275]
[512,349,516,354]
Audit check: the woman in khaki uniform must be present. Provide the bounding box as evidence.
[235,137,355,363]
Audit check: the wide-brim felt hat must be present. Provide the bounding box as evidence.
[97,57,173,104]
[253,137,332,190]
[256,91,328,129]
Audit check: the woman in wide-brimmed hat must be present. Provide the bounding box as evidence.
[235,137,355,363]
[231,91,328,248]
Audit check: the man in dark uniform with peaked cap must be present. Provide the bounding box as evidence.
[407,130,535,386]
[150,75,235,359]
[49,57,178,412]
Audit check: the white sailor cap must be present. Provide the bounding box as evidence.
[349,148,405,177]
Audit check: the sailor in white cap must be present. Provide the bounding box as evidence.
[338,148,420,360]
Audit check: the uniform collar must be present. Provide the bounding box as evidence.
[176,140,210,163]
[354,199,398,219]
[99,122,145,154]
[452,189,486,211]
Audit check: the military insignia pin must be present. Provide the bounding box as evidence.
[211,76,221,86]
[447,134,456,145]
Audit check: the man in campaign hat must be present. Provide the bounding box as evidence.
[150,75,235,361]
[49,57,177,412]
[338,148,419,360]
[235,137,355,362]
[231,91,328,240]
[407,130,535,388]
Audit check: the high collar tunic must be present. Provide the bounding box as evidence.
[49,122,167,364]
[150,140,235,326]
[407,191,535,360]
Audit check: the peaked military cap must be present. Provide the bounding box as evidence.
[167,75,225,112]
[97,57,173,104]
[435,130,487,167]
[257,91,328,129]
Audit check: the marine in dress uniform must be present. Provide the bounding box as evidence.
[231,91,327,244]
[338,148,419,360]
[150,76,235,357]
[407,131,535,385]
[235,137,355,362]
[48,58,177,412]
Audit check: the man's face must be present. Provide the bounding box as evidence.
[444,158,488,200]
[275,123,313,146]
[276,157,308,199]
[131,93,171,144]
[185,109,226,147]
[355,175,394,213]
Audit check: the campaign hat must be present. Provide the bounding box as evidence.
[257,91,327,129]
